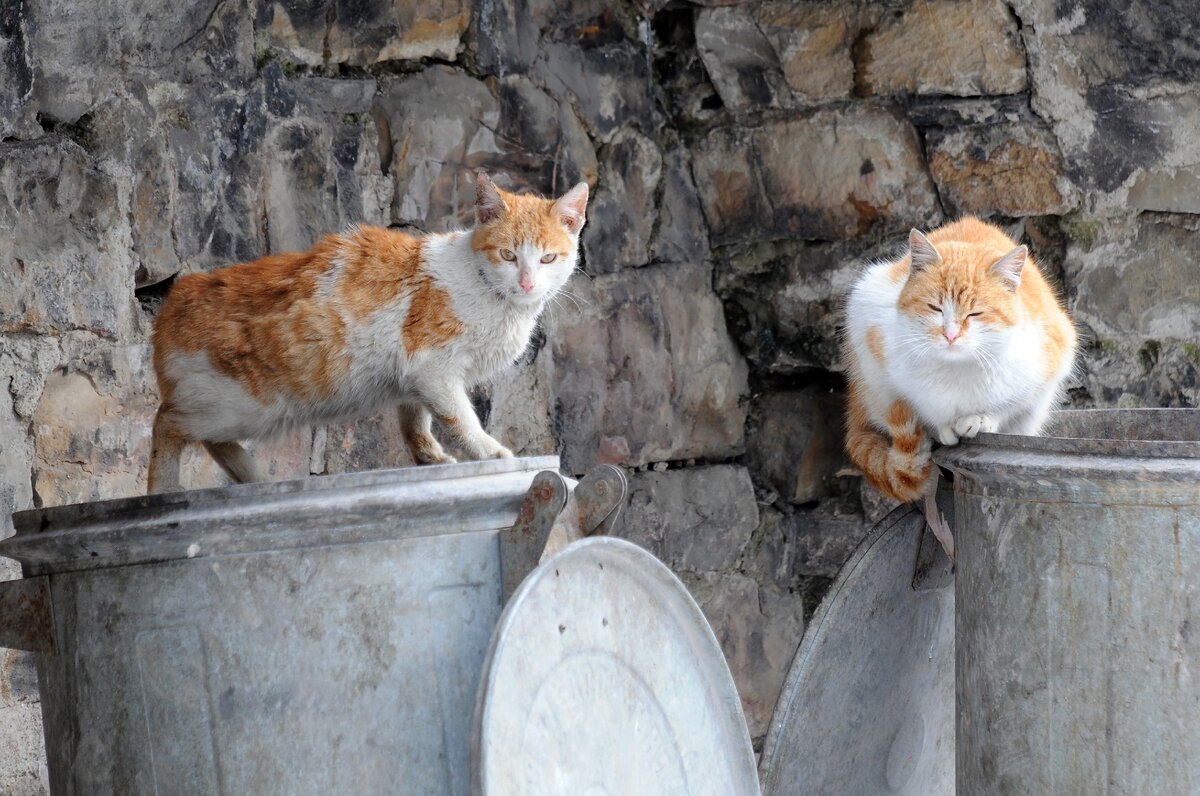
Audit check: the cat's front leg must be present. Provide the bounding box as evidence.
[399,404,457,465]
[420,382,514,461]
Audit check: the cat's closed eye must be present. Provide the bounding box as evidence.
[927,303,941,313]
[966,311,982,318]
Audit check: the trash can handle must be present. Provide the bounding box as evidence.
[0,576,57,654]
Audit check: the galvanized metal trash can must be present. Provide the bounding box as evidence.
[935,409,1200,795]
[0,457,559,796]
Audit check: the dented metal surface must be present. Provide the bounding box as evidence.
[936,409,1200,795]
[0,457,559,795]
[759,501,955,796]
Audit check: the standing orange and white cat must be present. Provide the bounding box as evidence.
[148,173,588,493]
[843,218,1077,502]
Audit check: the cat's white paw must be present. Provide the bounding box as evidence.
[492,446,515,459]
[953,414,997,439]
[936,425,960,446]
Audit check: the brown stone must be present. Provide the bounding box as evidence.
[747,387,848,505]
[694,107,942,245]
[697,2,866,110]
[618,465,759,572]
[686,571,805,742]
[928,124,1074,216]
[858,0,1027,97]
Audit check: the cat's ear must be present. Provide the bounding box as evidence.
[475,172,508,225]
[992,245,1027,291]
[908,229,941,273]
[554,182,589,234]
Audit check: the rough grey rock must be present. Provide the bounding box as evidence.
[619,465,759,572]
[1015,0,1200,210]
[0,141,137,340]
[535,39,661,143]
[548,262,749,472]
[693,107,942,245]
[928,122,1076,217]
[27,0,254,124]
[1066,214,1200,341]
[583,129,662,273]
[746,386,847,505]
[373,67,597,229]
[715,237,899,375]
[257,0,469,66]
[650,147,709,266]
[0,6,39,139]
[752,498,874,583]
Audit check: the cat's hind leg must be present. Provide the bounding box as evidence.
[399,404,457,465]
[148,408,189,494]
[202,440,264,485]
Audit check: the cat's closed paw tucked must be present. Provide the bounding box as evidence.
[936,425,959,446]
[886,437,935,502]
[952,414,997,440]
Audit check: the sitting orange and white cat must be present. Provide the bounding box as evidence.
[843,218,1077,502]
[148,173,588,493]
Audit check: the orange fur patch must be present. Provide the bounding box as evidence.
[471,186,574,263]
[403,277,463,354]
[865,326,886,363]
[153,241,349,403]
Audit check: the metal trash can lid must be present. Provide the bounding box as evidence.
[472,536,760,796]
[2,456,560,576]
[759,505,954,796]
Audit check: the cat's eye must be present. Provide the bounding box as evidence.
[927,303,941,313]
[499,249,517,262]
[540,253,558,264]
[966,311,982,318]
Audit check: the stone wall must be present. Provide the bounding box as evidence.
[2,0,1198,787]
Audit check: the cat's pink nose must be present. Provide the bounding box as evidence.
[520,280,535,294]
[943,328,960,344]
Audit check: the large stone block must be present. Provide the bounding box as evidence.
[859,0,1027,97]
[258,0,469,67]
[928,123,1075,217]
[746,387,847,505]
[30,345,156,507]
[1015,0,1200,211]
[262,69,392,252]
[1066,214,1200,340]
[0,142,137,340]
[26,0,254,123]
[693,107,941,245]
[696,2,866,110]
[548,262,749,472]
[619,465,759,573]
[374,67,597,229]
[535,39,661,142]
